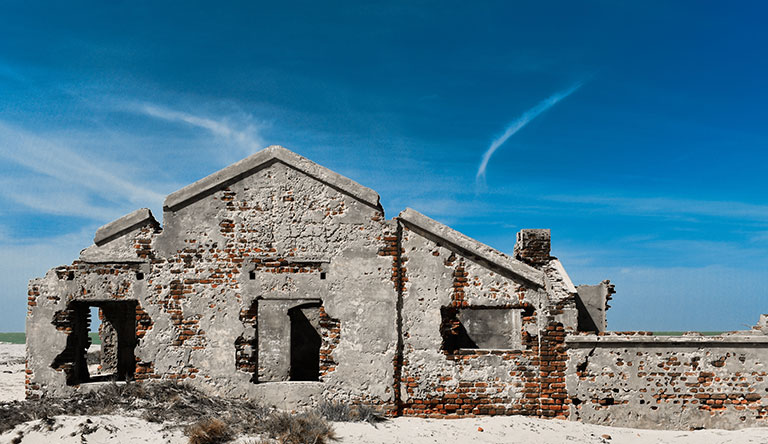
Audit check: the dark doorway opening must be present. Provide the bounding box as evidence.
[288,303,321,381]
[52,300,137,385]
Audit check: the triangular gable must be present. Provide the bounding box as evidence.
[163,145,382,212]
[397,208,545,288]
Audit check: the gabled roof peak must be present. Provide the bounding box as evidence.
[397,208,545,288]
[163,145,382,212]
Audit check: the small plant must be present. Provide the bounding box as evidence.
[262,411,335,444]
[186,418,234,444]
[318,400,383,424]
[352,404,383,424]
[318,401,352,422]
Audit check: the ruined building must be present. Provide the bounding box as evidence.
[26,146,768,429]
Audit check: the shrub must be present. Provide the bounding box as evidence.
[186,418,234,444]
[318,400,383,424]
[318,401,352,422]
[262,411,335,444]
[352,404,383,424]
[0,381,269,436]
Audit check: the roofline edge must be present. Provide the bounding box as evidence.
[397,207,546,288]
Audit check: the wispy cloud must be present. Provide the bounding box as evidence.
[477,82,582,182]
[0,228,95,331]
[0,121,166,219]
[546,194,768,222]
[138,103,267,160]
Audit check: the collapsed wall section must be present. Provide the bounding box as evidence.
[26,254,154,397]
[566,333,768,429]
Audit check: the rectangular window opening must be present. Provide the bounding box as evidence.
[440,307,522,352]
[52,301,138,385]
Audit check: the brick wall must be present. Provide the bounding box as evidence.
[397,223,570,419]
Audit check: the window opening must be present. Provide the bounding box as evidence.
[51,301,137,385]
[440,307,522,352]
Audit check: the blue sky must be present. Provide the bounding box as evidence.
[1,1,767,332]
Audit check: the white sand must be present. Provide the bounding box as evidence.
[0,415,187,444]
[2,343,768,444]
[333,416,768,444]
[0,343,25,403]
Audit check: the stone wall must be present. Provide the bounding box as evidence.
[567,333,768,429]
[396,213,571,419]
[26,150,398,410]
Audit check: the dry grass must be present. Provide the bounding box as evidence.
[261,411,336,444]
[0,381,267,435]
[186,418,234,444]
[318,401,383,424]
[1,382,378,443]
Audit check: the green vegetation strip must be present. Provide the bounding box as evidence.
[0,332,101,344]
[0,332,25,344]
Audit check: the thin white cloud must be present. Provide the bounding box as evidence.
[0,179,119,221]
[0,121,166,219]
[0,228,95,331]
[546,194,768,222]
[139,103,267,159]
[477,82,582,181]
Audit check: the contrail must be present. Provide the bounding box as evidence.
[476,82,582,181]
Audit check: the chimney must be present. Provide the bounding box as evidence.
[514,229,551,266]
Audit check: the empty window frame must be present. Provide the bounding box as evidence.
[51,301,138,385]
[440,307,522,352]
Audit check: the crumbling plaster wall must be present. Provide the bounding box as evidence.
[27,161,398,409]
[146,161,397,407]
[26,256,151,397]
[397,222,570,418]
[567,334,768,430]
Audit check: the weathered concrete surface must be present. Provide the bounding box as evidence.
[575,281,614,333]
[93,208,159,246]
[398,208,545,288]
[164,145,381,211]
[27,147,397,410]
[395,211,572,418]
[567,332,768,429]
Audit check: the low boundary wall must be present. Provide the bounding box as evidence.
[566,334,768,429]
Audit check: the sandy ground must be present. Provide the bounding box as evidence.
[0,343,25,403]
[2,343,768,444]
